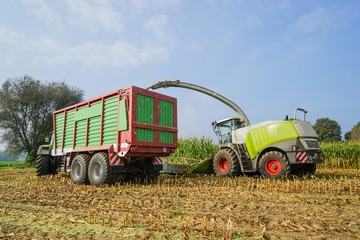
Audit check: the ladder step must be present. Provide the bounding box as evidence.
[240,157,253,171]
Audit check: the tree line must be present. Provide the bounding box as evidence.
[313,118,360,142]
[0,76,83,164]
[0,76,359,164]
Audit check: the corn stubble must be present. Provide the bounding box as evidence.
[0,138,359,239]
[0,167,359,239]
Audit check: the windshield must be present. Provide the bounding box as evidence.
[215,118,243,144]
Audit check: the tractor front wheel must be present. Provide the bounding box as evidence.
[88,152,112,186]
[213,149,240,177]
[258,151,290,178]
[36,155,50,176]
[70,154,90,184]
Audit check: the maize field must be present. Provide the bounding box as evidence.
[0,138,359,239]
[165,137,219,165]
[169,138,360,169]
[320,142,360,168]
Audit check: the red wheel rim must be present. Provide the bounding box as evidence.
[218,157,229,172]
[265,159,282,175]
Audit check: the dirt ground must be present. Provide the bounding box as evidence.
[0,167,359,240]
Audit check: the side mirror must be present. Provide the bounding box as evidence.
[45,137,50,143]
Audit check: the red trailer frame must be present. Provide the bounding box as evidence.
[52,86,177,165]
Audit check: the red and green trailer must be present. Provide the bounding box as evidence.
[36,86,178,186]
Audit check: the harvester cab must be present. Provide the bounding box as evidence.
[212,117,244,144]
[149,80,322,178]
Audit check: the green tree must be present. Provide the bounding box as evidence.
[0,75,84,164]
[350,122,360,141]
[344,131,352,141]
[313,118,342,142]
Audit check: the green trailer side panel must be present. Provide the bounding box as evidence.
[159,132,174,143]
[55,113,64,149]
[246,121,300,159]
[103,96,118,144]
[158,100,175,144]
[118,99,128,131]
[159,100,174,127]
[136,94,154,124]
[136,94,155,142]
[88,115,101,146]
[75,119,86,147]
[76,102,102,121]
[64,110,76,148]
[136,128,154,142]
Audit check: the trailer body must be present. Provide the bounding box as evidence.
[36,86,178,185]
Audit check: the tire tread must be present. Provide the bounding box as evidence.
[88,152,112,186]
[36,155,50,176]
[213,148,240,177]
[70,154,91,185]
[258,151,290,178]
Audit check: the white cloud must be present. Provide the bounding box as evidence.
[20,0,124,33]
[21,0,59,24]
[0,27,169,68]
[130,0,180,11]
[0,27,26,44]
[138,45,169,64]
[0,27,27,67]
[41,40,169,67]
[30,36,62,53]
[294,7,333,33]
[2,1,181,70]
[144,15,168,42]
[64,0,124,33]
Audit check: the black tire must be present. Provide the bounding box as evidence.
[50,158,60,175]
[213,149,240,176]
[258,151,290,178]
[142,158,161,183]
[70,154,90,184]
[88,152,112,186]
[36,155,50,176]
[291,163,316,177]
[307,163,317,175]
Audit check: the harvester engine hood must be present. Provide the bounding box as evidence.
[292,120,318,138]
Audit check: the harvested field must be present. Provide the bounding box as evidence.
[0,167,359,239]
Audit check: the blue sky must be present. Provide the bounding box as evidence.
[0,0,359,149]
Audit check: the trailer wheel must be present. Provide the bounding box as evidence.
[88,152,112,186]
[258,151,290,178]
[143,158,161,182]
[70,154,90,184]
[213,149,240,176]
[36,155,50,176]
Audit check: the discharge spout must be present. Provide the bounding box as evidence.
[148,80,250,127]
